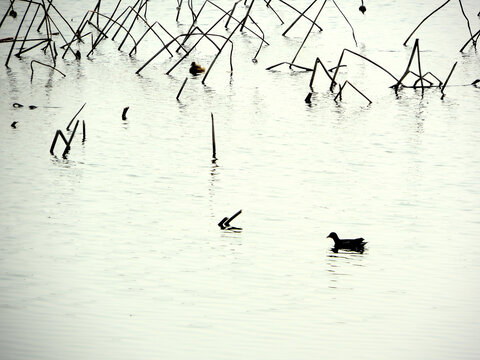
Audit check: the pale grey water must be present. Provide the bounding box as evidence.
[1,1,480,359]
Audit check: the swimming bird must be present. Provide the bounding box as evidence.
[327,232,366,249]
[189,62,205,75]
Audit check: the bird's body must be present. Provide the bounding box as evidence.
[189,62,205,75]
[327,232,366,249]
[11,121,18,128]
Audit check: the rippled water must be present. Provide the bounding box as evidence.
[1,1,480,359]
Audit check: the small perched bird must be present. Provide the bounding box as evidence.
[189,61,205,75]
[11,121,18,128]
[327,232,366,250]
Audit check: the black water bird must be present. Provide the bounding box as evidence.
[327,232,366,250]
[189,62,205,75]
[218,210,242,231]
[11,121,18,128]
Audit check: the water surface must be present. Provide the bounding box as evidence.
[1,1,480,359]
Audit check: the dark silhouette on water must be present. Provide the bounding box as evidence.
[189,61,205,75]
[327,232,366,252]
[122,106,129,120]
[218,210,242,231]
[359,1,366,14]
[11,121,18,128]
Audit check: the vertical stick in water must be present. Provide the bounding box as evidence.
[240,0,255,32]
[225,1,239,28]
[330,48,345,92]
[415,39,425,96]
[176,0,183,22]
[305,92,313,103]
[50,131,60,155]
[5,0,33,67]
[122,106,129,120]
[176,77,188,101]
[211,113,216,160]
[63,120,79,157]
[441,61,457,99]
[82,120,86,142]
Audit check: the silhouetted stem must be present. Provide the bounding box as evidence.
[30,60,66,82]
[263,0,284,24]
[122,106,129,120]
[205,0,269,45]
[44,0,77,35]
[441,61,457,95]
[403,0,451,46]
[166,12,230,76]
[278,0,322,33]
[459,28,480,52]
[266,62,312,71]
[247,15,265,62]
[394,40,419,90]
[118,1,142,51]
[18,3,41,56]
[282,0,318,36]
[225,0,240,28]
[128,20,172,56]
[202,17,240,83]
[291,0,326,67]
[225,210,242,227]
[305,92,312,103]
[347,81,372,104]
[176,0,208,52]
[62,11,89,59]
[67,103,86,130]
[5,0,32,67]
[87,10,138,57]
[415,39,425,96]
[211,113,216,159]
[218,217,228,229]
[0,1,14,29]
[310,57,334,89]
[240,0,254,32]
[176,77,188,100]
[63,120,79,157]
[82,120,86,142]
[87,0,123,57]
[176,0,183,22]
[331,0,357,47]
[50,130,69,155]
[458,0,474,41]
[16,39,49,57]
[334,81,346,101]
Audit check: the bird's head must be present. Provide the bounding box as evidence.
[327,232,339,240]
